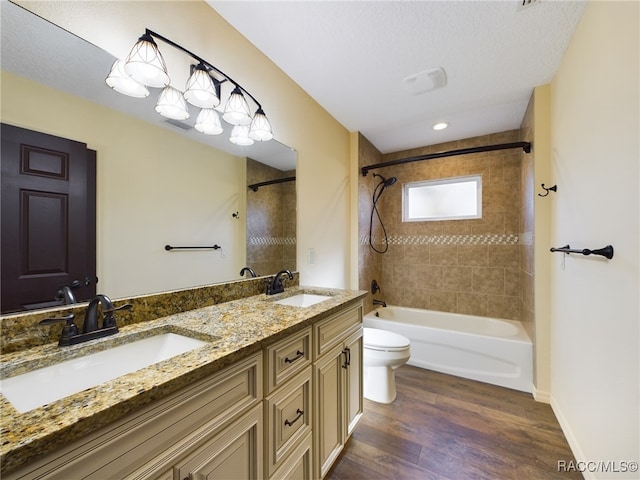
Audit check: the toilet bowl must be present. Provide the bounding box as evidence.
[363,327,411,404]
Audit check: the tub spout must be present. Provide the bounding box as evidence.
[373,299,387,307]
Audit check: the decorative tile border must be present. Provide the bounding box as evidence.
[248,236,296,246]
[361,234,521,246]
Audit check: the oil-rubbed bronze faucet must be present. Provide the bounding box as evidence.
[39,294,132,347]
[266,270,293,295]
[239,267,258,278]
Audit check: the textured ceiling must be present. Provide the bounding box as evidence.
[208,0,587,153]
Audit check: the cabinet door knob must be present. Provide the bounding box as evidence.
[284,350,304,363]
[284,409,304,427]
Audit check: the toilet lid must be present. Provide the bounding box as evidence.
[363,327,410,351]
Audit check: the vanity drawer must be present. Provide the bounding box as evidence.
[313,302,362,360]
[265,327,311,394]
[265,366,312,477]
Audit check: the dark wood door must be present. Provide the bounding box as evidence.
[1,124,96,313]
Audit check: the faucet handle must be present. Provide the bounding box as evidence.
[39,314,79,343]
[101,303,133,329]
[102,303,133,314]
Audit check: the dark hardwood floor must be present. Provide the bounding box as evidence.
[326,366,582,480]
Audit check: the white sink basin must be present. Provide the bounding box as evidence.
[1,333,208,413]
[274,294,331,307]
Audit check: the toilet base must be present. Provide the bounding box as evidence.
[363,366,397,404]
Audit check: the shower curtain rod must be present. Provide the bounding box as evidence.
[248,176,296,192]
[361,141,531,177]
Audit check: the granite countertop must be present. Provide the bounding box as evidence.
[0,286,367,474]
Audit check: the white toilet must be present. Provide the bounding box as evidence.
[363,327,411,404]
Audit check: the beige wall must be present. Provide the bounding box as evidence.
[520,85,553,401]
[2,71,246,299]
[15,0,352,289]
[359,130,523,321]
[550,1,639,475]
[357,133,384,310]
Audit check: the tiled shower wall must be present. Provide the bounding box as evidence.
[359,130,524,321]
[246,159,296,277]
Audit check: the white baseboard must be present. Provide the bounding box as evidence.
[550,395,593,480]
[533,385,551,403]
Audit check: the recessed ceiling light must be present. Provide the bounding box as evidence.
[432,122,449,131]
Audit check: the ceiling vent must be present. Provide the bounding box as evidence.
[164,118,193,131]
[517,0,540,11]
[403,67,447,95]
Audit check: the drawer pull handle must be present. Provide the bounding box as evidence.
[284,409,304,426]
[284,350,304,363]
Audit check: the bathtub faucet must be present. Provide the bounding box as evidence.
[373,299,387,307]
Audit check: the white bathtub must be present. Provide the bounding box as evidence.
[363,305,533,393]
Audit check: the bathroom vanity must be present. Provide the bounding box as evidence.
[0,286,366,480]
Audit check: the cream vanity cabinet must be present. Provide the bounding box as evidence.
[5,353,264,480]
[5,299,363,480]
[313,303,364,479]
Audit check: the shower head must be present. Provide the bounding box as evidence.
[373,173,398,188]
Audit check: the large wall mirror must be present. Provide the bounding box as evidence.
[0,1,296,314]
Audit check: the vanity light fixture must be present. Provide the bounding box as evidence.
[123,32,170,88]
[105,29,273,144]
[184,62,220,108]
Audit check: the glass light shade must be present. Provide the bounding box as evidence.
[195,108,223,135]
[184,64,220,108]
[249,108,274,141]
[155,86,190,120]
[124,33,170,88]
[105,59,149,98]
[229,125,254,146]
[222,86,252,126]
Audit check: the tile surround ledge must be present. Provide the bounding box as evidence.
[0,282,367,474]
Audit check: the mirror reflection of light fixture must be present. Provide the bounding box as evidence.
[105,59,150,98]
[229,125,254,146]
[105,29,273,144]
[195,108,223,135]
[155,86,190,120]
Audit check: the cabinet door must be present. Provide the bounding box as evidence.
[313,343,345,479]
[343,330,363,439]
[173,404,263,480]
[270,432,313,480]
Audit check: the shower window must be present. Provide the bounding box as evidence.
[402,175,482,222]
